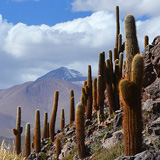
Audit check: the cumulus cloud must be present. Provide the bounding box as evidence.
[0,10,160,89]
[72,0,160,18]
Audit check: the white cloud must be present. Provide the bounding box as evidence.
[72,0,160,18]
[0,10,160,89]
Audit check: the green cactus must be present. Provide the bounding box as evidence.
[42,112,48,139]
[70,90,75,125]
[49,90,59,142]
[76,102,86,158]
[124,14,139,80]
[115,6,120,49]
[34,109,41,153]
[119,54,144,156]
[86,65,92,119]
[25,123,31,159]
[13,106,23,155]
[61,109,65,131]
[55,137,61,159]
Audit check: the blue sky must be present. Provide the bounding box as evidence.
[0,0,160,89]
[0,0,92,25]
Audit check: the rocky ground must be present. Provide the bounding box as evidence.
[28,37,160,160]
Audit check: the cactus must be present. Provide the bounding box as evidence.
[42,112,48,139]
[144,35,149,48]
[34,109,41,153]
[97,75,104,122]
[49,90,59,142]
[86,65,92,119]
[113,47,118,61]
[25,123,31,159]
[119,54,144,156]
[55,137,61,159]
[92,77,98,111]
[13,106,23,155]
[61,109,65,131]
[124,14,139,80]
[118,34,122,54]
[70,90,75,125]
[106,59,116,113]
[115,6,120,49]
[119,52,124,78]
[76,102,86,158]
[47,122,49,138]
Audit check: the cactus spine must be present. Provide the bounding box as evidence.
[124,14,139,80]
[13,106,23,155]
[55,137,61,159]
[49,90,59,142]
[76,102,86,158]
[144,35,149,48]
[86,65,92,119]
[70,90,75,125]
[25,123,31,159]
[119,54,143,156]
[61,109,65,131]
[42,112,48,139]
[34,109,41,153]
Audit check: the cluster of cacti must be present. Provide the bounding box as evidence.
[13,106,23,155]
[11,6,146,159]
[49,90,59,142]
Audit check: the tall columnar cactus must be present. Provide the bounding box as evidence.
[47,122,49,138]
[25,123,31,159]
[125,14,139,80]
[108,50,113,83]
[70,90,75,125]
[119,54,144,156]
[118,34,122,54]
[92,77,98,111]
[86,65,92,119]
[114,59,120,110]
[119,52,124,78]
[106,59,115,113]
[50,90,59,142]
[61,109,65,131]
[115,6,120,49]
[97,75,104,122]
[42,112,48,139]
[113,47,118,61]
[76,102,86,159]
[34,109,41,153]
[55,137,61,159]
[13,106,23,155]
[144,35,149,48]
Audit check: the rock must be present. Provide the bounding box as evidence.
[102,132,112,143]
[116,150,160,160]
[102,130,123,149]
[113,112,122,131]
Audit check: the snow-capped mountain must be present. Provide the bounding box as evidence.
[36,67,87,83]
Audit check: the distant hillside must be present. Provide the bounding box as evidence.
[0,78,82,138]
[36,67,87,84]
